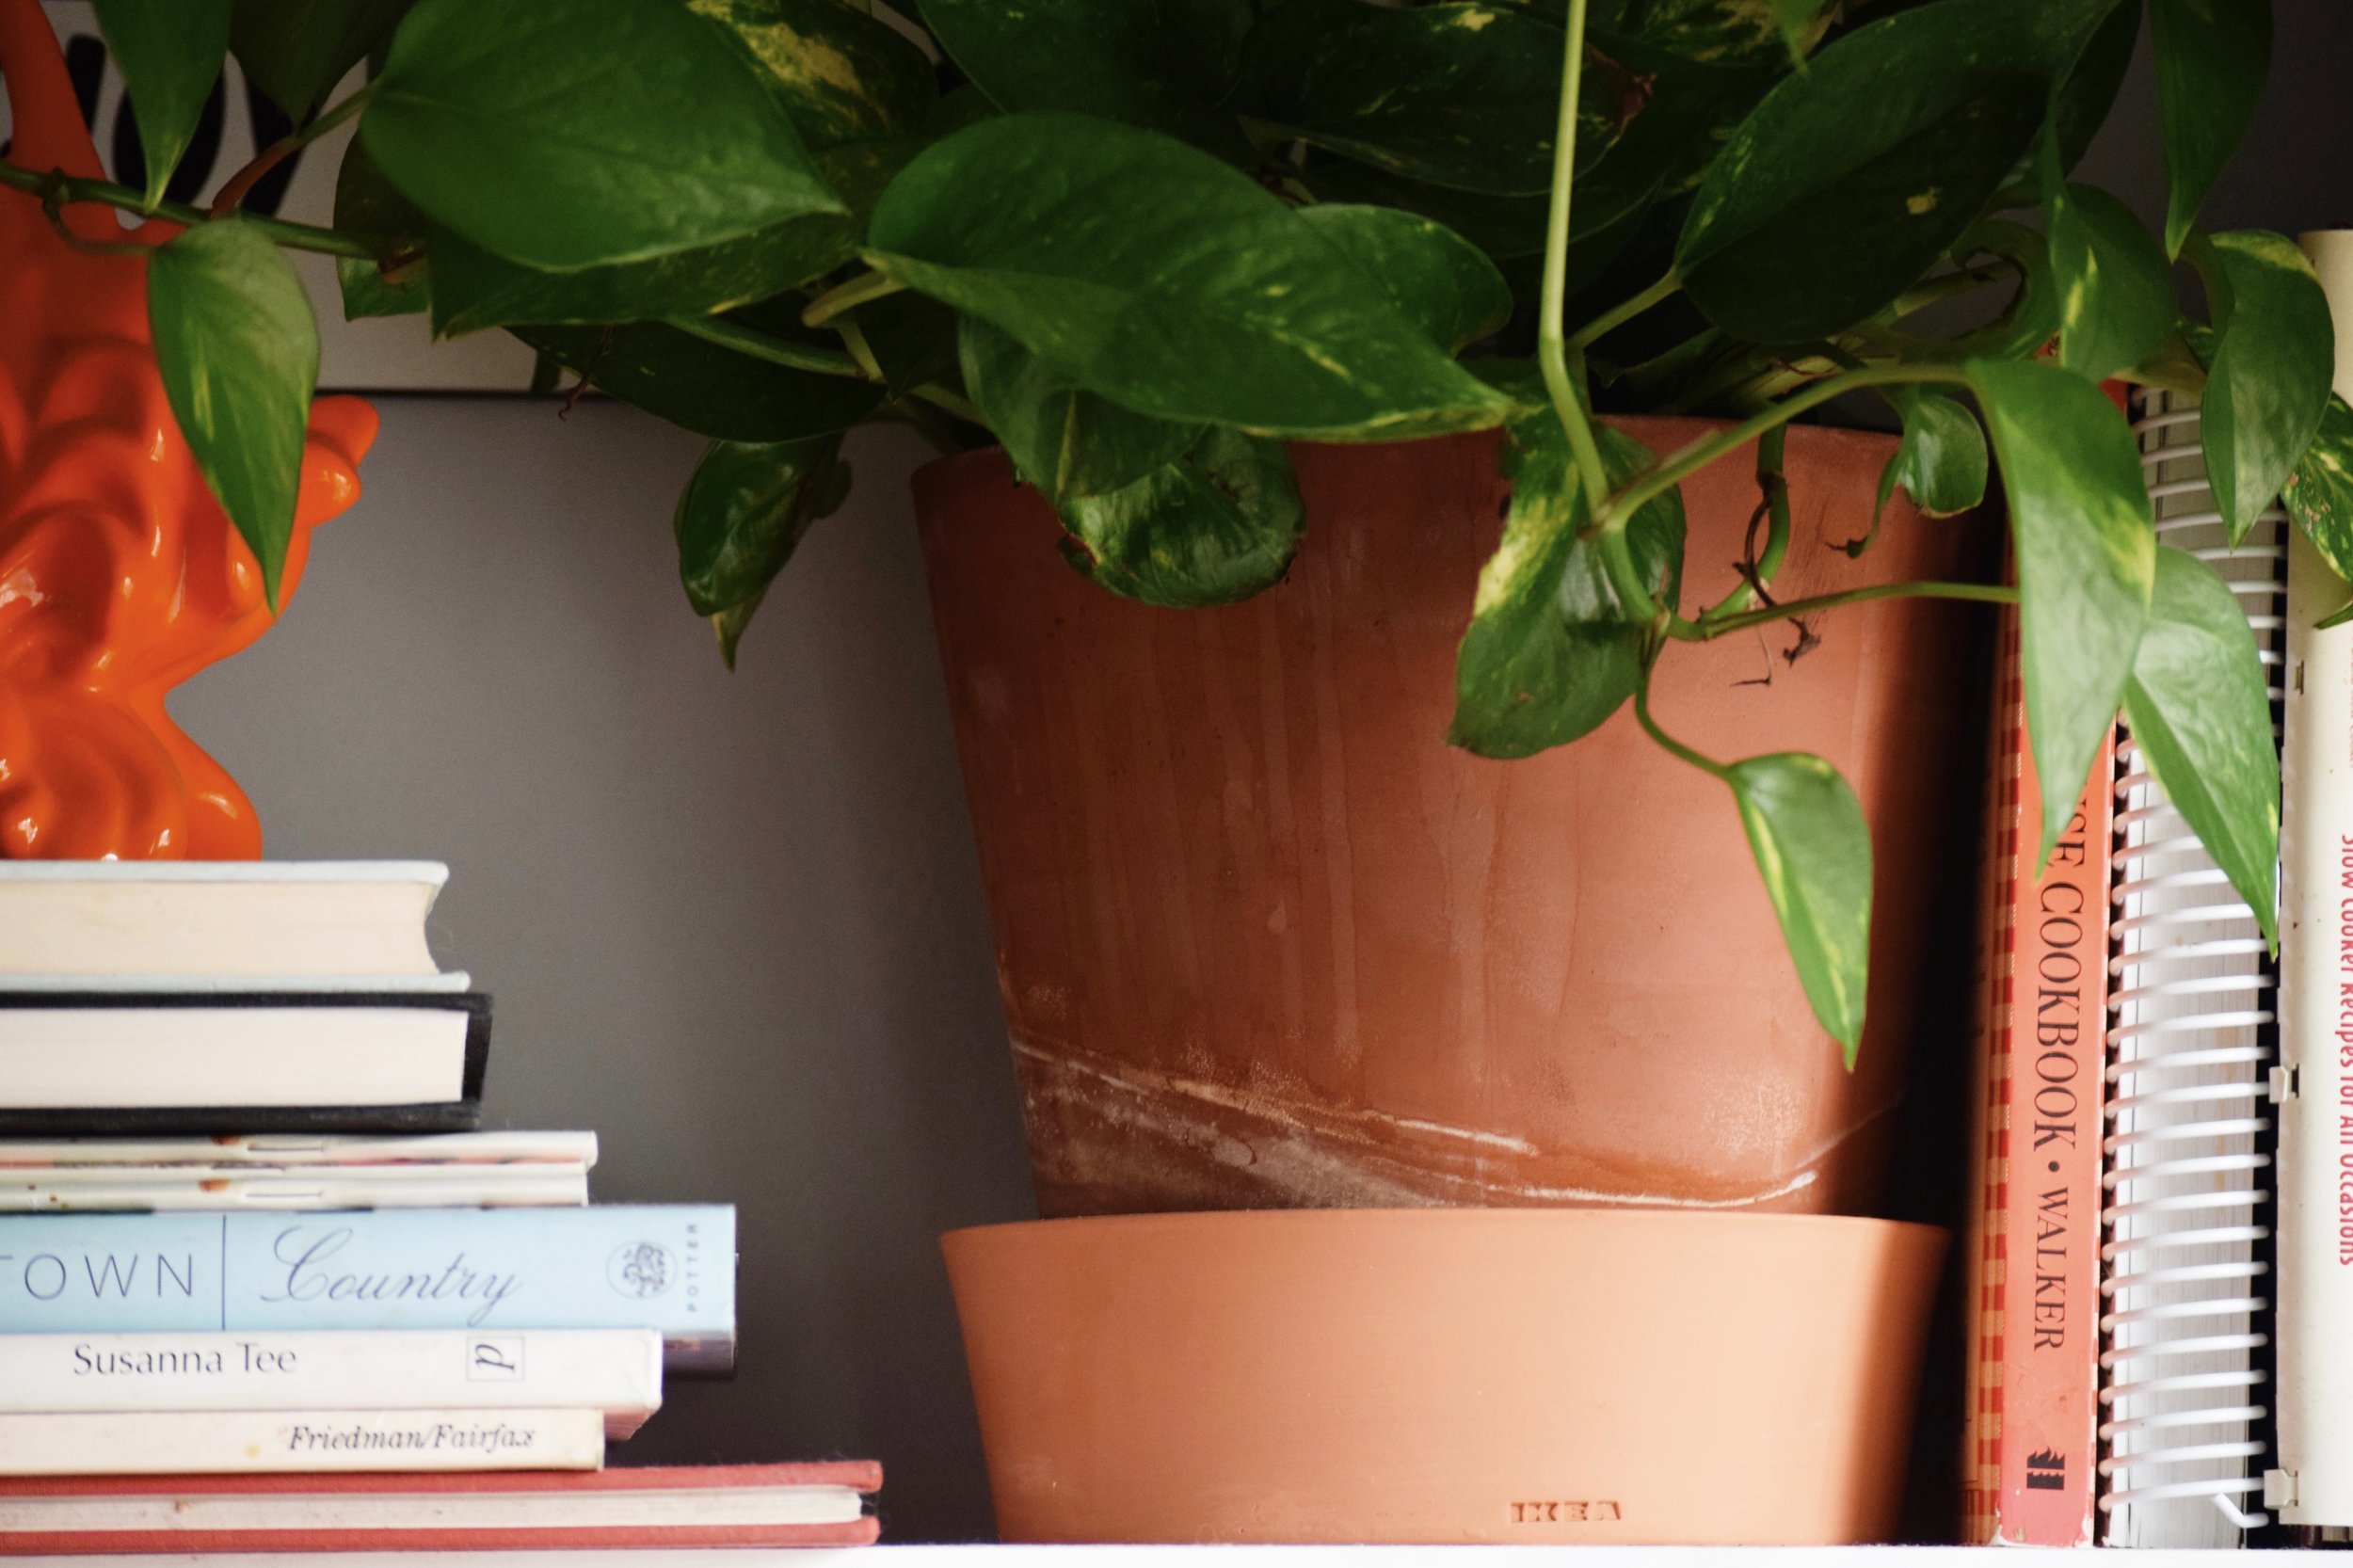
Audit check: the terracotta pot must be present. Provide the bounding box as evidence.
[914,422,1990,1215]
[944,1208,1945,1544]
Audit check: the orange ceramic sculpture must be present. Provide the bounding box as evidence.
[0,0,375,859]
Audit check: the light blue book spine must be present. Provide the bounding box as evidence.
[0,1206,734,1369]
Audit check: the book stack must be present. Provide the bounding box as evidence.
[1965,357,2308,1548]
[0,861,877,1552]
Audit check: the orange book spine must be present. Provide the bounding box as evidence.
[1964,612,2113,1545]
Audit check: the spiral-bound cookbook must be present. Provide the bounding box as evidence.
[2097,386,2284,1548]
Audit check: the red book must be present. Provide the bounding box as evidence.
[1961,610,2113,1545]
[0,1463,881,1554]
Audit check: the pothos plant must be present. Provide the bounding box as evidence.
[12,0,2342,1062]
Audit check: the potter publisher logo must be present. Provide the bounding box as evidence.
[2026,1449,2067,1491]
[1511,1500,1622,1524]
[607,1242,673,1298]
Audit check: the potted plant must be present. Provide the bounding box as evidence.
[3,0,2337,1544]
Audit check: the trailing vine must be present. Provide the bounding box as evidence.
[9,0,2339,1059]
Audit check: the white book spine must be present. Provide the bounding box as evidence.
[0,1331,660,1428]
[2274,229,2353,1529]
[0,1408,603,1474]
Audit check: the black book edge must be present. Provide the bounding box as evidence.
[0,1100,484,1135]
[0,991,490,1014]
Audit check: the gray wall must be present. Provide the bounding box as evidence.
[169,405,1034,1543]
[163,3,2351,1543]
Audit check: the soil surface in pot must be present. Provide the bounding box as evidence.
[914,421,1993,1216]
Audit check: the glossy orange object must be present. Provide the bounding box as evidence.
[0,0,376,858]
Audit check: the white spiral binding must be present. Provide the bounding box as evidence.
[2098,395,2279,1544]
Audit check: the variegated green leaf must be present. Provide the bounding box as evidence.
[1295,204,1513,353]
[1969,357,2155,862]
[1869,387,1987,540]
[1634,0,1833,62]
[331,136,428,321]
[514,323,884,442]
[959,316,1202,502]
[1233,0,1593,198]
[690,0,936,147]
[2194,230,2334,545]
[1449,416,1685,758]
[147,219,320,609]
[94,0,232,207]
[866,114,1513,439]
[1674,0,2093,343]
[674,435,852,665]
[2047,180,2174,381]
[2122,544,2281,947]
[229,0,408,120]
[2284,393,2353,585]
[2052,0,2141,173]
[2150,0,2270,257]
[1057,428,1305,607]
[362,0,844,271]
[1727,752,1873,1064]
[917,0,1249,136]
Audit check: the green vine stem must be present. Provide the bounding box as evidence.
[669,314,864,377]
[1597,511,1670,632]
[1634,675,1730,780]
[1696,423,1792,623]
[36,184,148,255]
[0,161,375,257]
[1586,361,1977,641]
[211,83,377,217]
[1599,360,1969,534]
[1567,269,1680,354]
[1694,579,2016,639]
[1752,426,1793,587]
[803,269,907,328]
[908,382,984,424]
[1534,0,1611,520]
[671,313,979,422]
[1887,258,2019,319]
[835,315,886,382]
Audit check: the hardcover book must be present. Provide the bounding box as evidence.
[0,1132,595,1167]
[0,1463,882,1553]
[0,1134,596,1208]
[2271,229,2353,1537]
[0,860,455,984]
[0,1330,661,1437]
[0,1206,735,1370]
[1962,608,2114,1546]
[0,1162,585,1212]
[0,991,491,1136]
[0,1408,602,1476]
